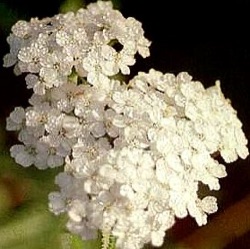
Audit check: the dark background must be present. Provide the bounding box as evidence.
[0,0,249,248]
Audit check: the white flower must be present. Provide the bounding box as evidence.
[10,144,36,167]
[188,196,218,226]
[39,50,73,88]
[120,17,151,58]
[99,44,136,76]
[50,82,85,113]
[3,34,25,68]
[18,37,48,73]
[4,1,249,249]
[82,46,111,87]
[103,108,123,138]
[6,107,26,131]
[25,73,47,95]
[25,102,51,127]
[11,20,31,38]
[55,28,90,62]
[73,136,111,162]
[35,141,66,169]
[48,191,66,215]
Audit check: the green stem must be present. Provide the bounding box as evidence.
[59,0,85,13]
[101,230,116,249]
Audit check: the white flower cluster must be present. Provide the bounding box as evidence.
[4,0,150,168]
[4,1,249,249]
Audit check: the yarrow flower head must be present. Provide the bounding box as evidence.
[4,1,249,249]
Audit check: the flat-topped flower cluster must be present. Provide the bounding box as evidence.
[4,1,249,249]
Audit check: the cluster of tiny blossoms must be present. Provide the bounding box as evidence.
[4,1,249,249]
